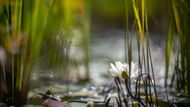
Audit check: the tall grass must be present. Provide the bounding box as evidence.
[0,0,68,106]
[164,0,190,99]
[0,0,91,106]
[123,0,158,106]
[170,0,190,97]
[81,0,91,80]
[0,0,54,106]
[165,22,173,87]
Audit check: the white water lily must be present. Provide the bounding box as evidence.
[108,61,139,79]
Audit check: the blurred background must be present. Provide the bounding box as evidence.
[23,0,175,92]
[0,0,180,99]
[3,0,190,106]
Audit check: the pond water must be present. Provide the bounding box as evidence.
[90,29,174,86]
[28,29,176,106]
[30,29,174,87]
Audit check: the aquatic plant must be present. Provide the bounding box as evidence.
[0,0,91,106]
[168,0,190,98]
[106,61,158,106]
[105,0,166,106]
[108,61,139,79]
[0,0,54,106]
[0,0,75,106]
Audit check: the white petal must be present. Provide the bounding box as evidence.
[115,61,123,71]
[109,69,118,77]
[131,62,136,69]
[110,63,117,72]
[108,61,139,79]
[123,63,129,72]
[131,62,138,78]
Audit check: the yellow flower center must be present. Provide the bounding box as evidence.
[120,71,128,79]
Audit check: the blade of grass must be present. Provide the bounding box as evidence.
[145,11,158,106]
[11,55,15,104]
[15,0,23,91]
[132,0,144,44]
[132,0,146,73]
[82,0,91,80]
[165,23,173,87]
[22,0,52,99]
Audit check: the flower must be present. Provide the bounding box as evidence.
[108,61,139,79]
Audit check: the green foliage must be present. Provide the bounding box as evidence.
[165,23,173,86]
[0,0,78,106]
[0,0,92,105]
[171,0,190,97]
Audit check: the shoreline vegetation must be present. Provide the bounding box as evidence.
[0,0,190,106]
